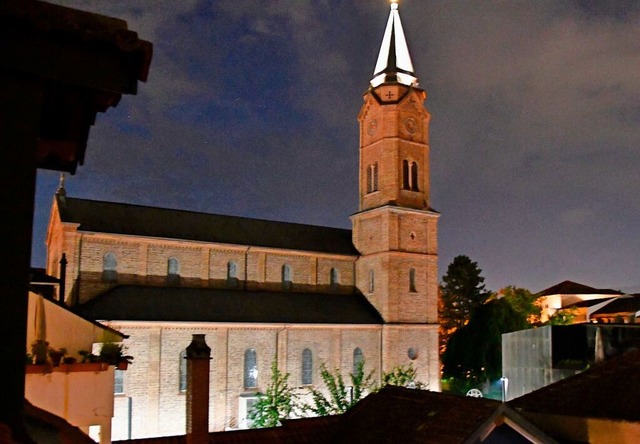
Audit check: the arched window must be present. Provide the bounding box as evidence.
[368,269,375,293]
[353,347,364,374]
[282,264,292,290]
[410,162,419,191]
[227,261,238,287]
[179,349,187,392]
[402,160,410,190]
[301,348,313,385]
[167,257,180,284]
[244,349,258,389]
[366,163,379,193]
[409,268,417,292]
[103,252,117,281]
[330,268,339,289]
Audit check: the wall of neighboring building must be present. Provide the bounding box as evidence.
[105,322,386,439]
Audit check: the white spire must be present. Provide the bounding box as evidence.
[371,1,418,88]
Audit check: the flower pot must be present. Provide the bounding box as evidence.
[116,361,129,370]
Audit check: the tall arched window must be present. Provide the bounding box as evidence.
[402,160,410,190]
[353,347,364,374]
[409,268,417,292]
[167,257,180,284]
[301,348,313,385]
[368,269,375,293]
[227,261,238,287]
[244,349,258,389]
[366,163,379,193]
[330,268,339,289]
[103,252,117,281]
[410,162,419,191]
[179,349,187,392]
[282,264,292,290]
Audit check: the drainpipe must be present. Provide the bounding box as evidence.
[58,253,67,304]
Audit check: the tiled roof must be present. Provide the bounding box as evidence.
[510,348,640,422]
[57,196,358,255]
[77,285,383,324]
[537,280,622,297]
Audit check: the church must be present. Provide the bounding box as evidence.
[45,2,440,439]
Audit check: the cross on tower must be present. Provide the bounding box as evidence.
[386,90,394,100]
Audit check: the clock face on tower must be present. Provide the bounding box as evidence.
[367,119,378,136]
[403,117,417,135]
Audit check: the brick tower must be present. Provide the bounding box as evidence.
[352,0,440,385]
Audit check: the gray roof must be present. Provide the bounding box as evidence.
[76,285,383,324]
[57,195,358,255]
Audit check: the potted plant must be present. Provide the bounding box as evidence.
[30,339,49,365]
[48,347,67,367]
[99,343,133,370]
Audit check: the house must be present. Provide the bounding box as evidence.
[536,280,622,323]
[510,348,640,443]
[44,1,441,439]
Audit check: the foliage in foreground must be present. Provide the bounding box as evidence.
[248,361,297,428]
[304,360,375,416]
[382,363,427,390]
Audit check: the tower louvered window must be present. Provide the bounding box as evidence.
[366,163,379,193]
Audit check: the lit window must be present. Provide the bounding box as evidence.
[409,268,417,292]
[167,257,180,284]
[353,348,364,374]
[282,264,292,290]
[330,268,339,289]
[227,261,238,287]
[244,349,258,389]
[179,349,187,392]
[114,369,125,394]
[368,269,375,293]
[302,349,313,385]
[103,252,117,282]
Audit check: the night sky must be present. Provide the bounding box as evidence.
[35,1,640,294]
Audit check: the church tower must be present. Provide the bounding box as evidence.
[352,1,439,327]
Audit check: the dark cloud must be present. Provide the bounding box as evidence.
[35,1,640,293]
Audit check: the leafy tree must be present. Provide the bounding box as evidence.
[381,363,427,390]
[249,361,297,428]
[439,255,490,352]
[499,286,542,325]
[442,298,527,384]
[547,307,578,325]
[303,360,374,416]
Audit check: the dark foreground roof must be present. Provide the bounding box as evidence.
[591,295,640,316]
[510,348,640,422]
[57,196,358,255]
[77,285,383,324]
[537,280,622,297]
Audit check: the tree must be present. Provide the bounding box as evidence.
[547,307,578,325]
[303,360,374,416]
[442,298,527,386]
[498,286,542,325]
[439,255,490,352]
[381,363,427,390]
[249,361,297,428]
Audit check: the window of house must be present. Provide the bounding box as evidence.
[244,349,258,389]
[353,348,364,374]
[103,252,117,282]
[368,269,375,293]
[282,264,292,290]
[302,348,313,385]
[409,268,417,292]
[330,268,339,289]
[114,369,125,394]
[179,349,187,392]
[167,257,180,284]
[227,261,238,287]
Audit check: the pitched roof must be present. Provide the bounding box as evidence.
[510,348,640,422]
[56,196,358,255]
[537,280,622,297]
[76,285,383,324]
[371,1,418,87]
[591,295,640,316]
